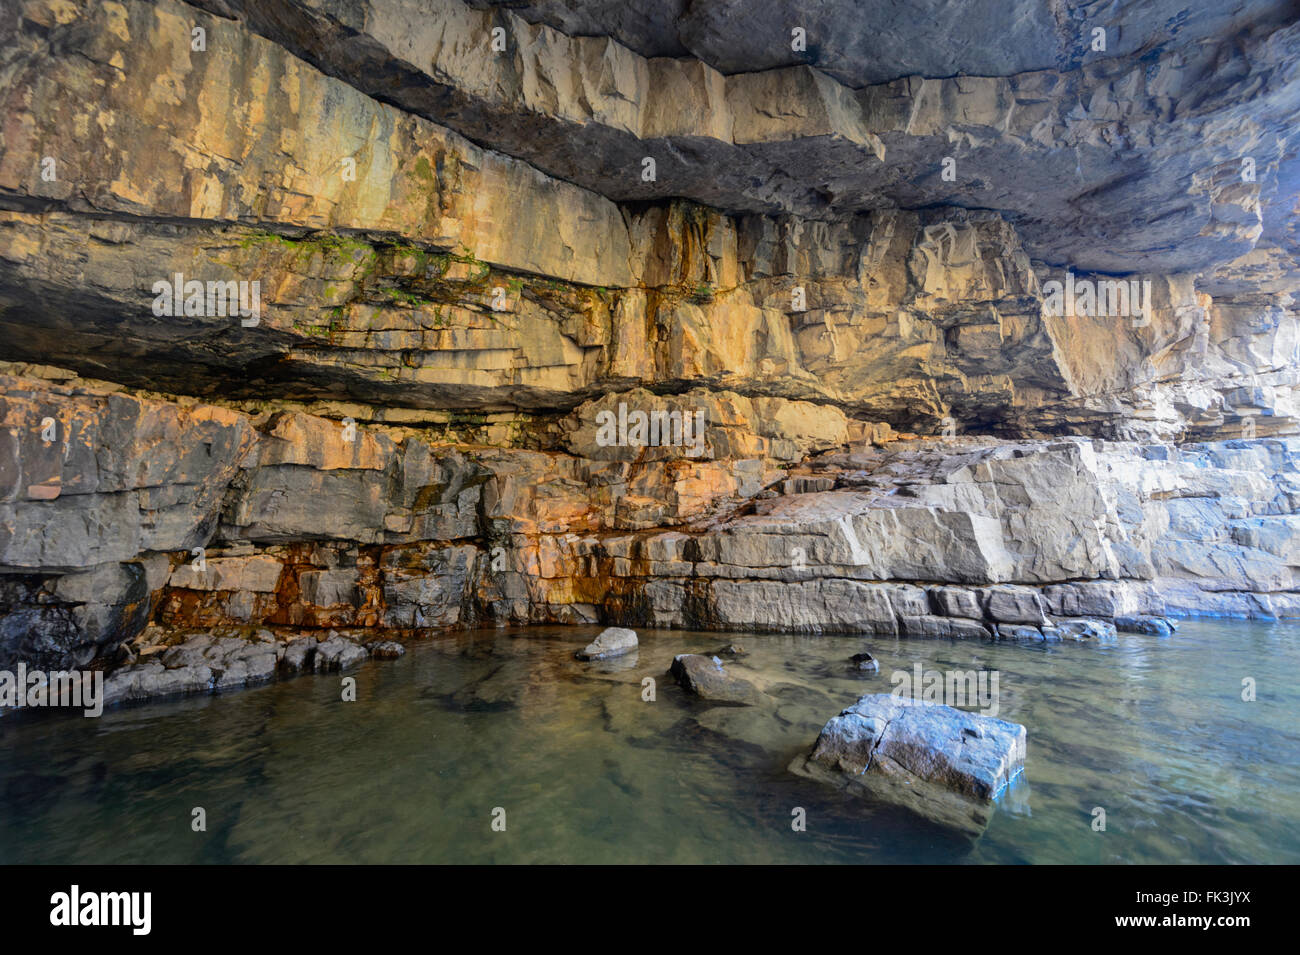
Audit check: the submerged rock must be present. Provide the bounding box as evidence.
[1054,618,1119,641]
[850,651,879,672]
[97,629,394,709]
[576,627,639,661]
[791,693,1026,839]
[669,653,761,704]
[1115,614,1177,637]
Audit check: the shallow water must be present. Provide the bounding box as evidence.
[1,619,1297,864]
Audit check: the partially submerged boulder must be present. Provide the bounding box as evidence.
[791,693,1026,838]
[1115,614,1177,637]
[669,653,761,704]
[993,623,1046,642]
[575,627,639,661]
[313,633,367,672]
[709,643,747,657]
[1053,618,1118,641]
[850,651,879,672]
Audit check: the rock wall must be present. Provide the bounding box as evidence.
[2,0,1299,670]
[4,365,1298,669]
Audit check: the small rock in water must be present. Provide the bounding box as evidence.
[710,643,747,657]
[850,651,879,672]
[368,640,406,659]
[575,627,638,661]
[1054,618,1118,641]
[1115,614,1176,637]
[669,653,761,704]
[279,636,315,674]
[993,624,1044,642]
[313,633,367,672]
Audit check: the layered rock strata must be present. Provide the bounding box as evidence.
[2,0,1299,677]
[3,366,1296,672]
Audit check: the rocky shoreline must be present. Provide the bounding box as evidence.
[3,364,1291,680]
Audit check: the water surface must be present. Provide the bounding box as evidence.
[2,620,1297,863]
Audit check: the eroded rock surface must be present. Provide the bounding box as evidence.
[792,693,1027,838]
[99,628,382,706]
[1,0,1298,682]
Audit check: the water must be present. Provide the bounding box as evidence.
[2,620,1298,864]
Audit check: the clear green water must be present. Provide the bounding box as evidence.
[1,620,1297,864]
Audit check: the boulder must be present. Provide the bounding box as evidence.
[1115,614,1177,637]
[668,653,761,704]
[928,586,984,619]
[575,627,639,661]
[983,587,1050,626]
[993,624,1044,642]
[313,633,367,672]
[791,693,1027,839]
[850,651,879,672]
[1054,618,1119,641]
[279,637,316,674]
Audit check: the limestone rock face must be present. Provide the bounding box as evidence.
[4,362,1300,669]
[2,0,1300,675]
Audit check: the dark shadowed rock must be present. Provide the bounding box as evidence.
[710,643,747,657]
[279,637,315,674]
[850,651,879,672]
[669,653,762,705]
[1115,615,1177,637]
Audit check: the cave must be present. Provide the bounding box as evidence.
[0,0,1298,878]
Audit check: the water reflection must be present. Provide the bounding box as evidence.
[0,620,1296,864]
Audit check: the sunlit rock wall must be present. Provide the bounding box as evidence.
[2,0,1298,666]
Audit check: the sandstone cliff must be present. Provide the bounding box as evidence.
[2,0,1298,672]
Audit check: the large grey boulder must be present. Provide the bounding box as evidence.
[791,694,1026,839]
[575,627,638,661]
